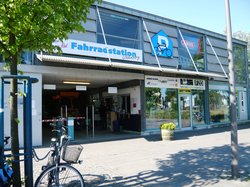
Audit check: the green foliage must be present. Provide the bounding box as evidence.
[0,1,101,185]
[15,118,20,125]
[160,122,176,130]
[16,88,26,97]
[145,87,161,111]
[0,0,101,61]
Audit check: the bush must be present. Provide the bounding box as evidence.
[160,122,176,130]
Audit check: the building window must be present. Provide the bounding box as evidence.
[192,90,205,125]
[178,31,205,71]
[21,51,32,64]
[145,88,178,129]
[97,11,140,49]
[209,90,229,123]
[233,44,247,84]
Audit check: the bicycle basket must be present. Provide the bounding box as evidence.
[62,145,83,163]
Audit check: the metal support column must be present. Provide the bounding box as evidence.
[204,78,210,125]
[140,80,146,132]
[86,106,89,137]
[85,105,95,138]
[0,76,38,187]
[0,78,4,168]
[92,105,95,138]
[23,79,33,187]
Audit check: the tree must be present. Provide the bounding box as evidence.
[0,0,100,186]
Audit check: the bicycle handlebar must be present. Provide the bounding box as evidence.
[50,123,67,134]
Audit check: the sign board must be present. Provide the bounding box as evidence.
[108,87,117,94]
[180,78,205,90]
[145,76,178,88]
[43,84,56,90]
[53,39,143,62]
[151,30,173,58]
[145,75,205,90]
[76,86,87,91]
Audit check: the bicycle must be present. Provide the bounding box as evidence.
[0,136,14,187]
[33,122,85,187]
[154,42,172,57]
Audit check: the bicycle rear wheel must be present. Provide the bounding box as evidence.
[34,163,85,187]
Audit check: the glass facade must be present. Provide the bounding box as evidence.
[145,88,178,129]
[192,90,205,125]
[97,11,140,49]
[145,85,206,130]
[178,31,205,71]
[209,90,229,123]
[233,44,247,84]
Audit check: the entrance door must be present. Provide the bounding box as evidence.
[179,94,192,129]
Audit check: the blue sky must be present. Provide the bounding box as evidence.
[104,0,250,35]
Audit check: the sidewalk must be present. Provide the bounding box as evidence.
[33,125,250,186]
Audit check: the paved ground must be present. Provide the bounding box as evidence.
[32,125,250,187]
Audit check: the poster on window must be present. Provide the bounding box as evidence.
[178,31,205,70]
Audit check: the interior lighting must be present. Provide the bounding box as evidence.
[63,80,91,85]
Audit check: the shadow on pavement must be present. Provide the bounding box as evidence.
[84,143,250,187]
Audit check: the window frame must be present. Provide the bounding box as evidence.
[233,43,247,84]
[178,29,206,71]
[96,9,141,49]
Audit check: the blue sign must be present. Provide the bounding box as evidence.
[151,30,173,58]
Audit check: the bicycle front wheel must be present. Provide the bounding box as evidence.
[34,163,85,187]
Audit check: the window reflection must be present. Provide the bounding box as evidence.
[97,11,140,49]
[209,90,229,123]
[192,90,205,125]
[178,31,205,71]
[145,88,178,129]
[97,35,139,49]
[233,44,246,84]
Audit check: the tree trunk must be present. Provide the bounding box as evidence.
[9,34,21,187]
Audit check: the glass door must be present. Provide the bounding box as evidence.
[179,94,192,129]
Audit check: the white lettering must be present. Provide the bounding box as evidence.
[54,39,142,62]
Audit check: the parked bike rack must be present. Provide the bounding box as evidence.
[0,75,38,187]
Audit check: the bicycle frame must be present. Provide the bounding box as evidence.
[45,126,70,185]
[34,122,84,186]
